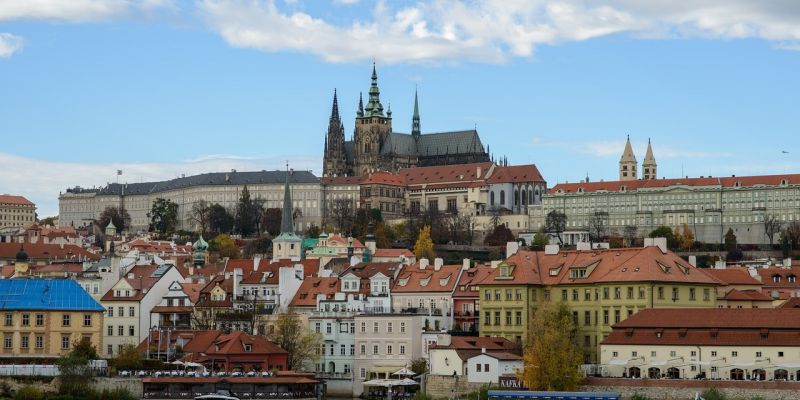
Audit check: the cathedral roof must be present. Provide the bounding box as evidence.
[379,129,485,158]
[380,133,417,156]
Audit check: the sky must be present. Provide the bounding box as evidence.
[1,0,800,217]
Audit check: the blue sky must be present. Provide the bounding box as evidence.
[1,0,799,217]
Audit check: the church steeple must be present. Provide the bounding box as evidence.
[363,62,384,117]
[280,168,294,234]
[272,165,302,261]
[330,88,340,121]
[357,92,364,118]
[619,135,638,181]
[642,138,657,180]
[412,88,421,138]
[323,89,347,177]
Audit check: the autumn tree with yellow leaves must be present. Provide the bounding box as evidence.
[518,302,583,391]
[413,225,436,260]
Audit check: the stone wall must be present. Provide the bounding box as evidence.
[425,375,485,398]
[90,377,143,398]
[583,377,800,400]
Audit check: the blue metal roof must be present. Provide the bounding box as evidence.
[0,279,104,312]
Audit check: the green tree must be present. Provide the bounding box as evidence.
[484,223,515,246]
[148,198,178,237]
[56,338,97,397]
[373,222,390,248]
[305,224,321,238]
[262,208,283,236]
[235,185,265,237]
[14,385,45,400]
[211,234,240,259]
[39,216,57,227]
[518,302,583,391]
[413,225,436,260]
[725,228,743,262]
[111,344,143,371]
[208,203,235,235]
[98,206,131,234]
[531,228,550,250]
[267,313,322,371]
[545,210,567,245]
[410,358,428,375]
[648,226,677,250]
[244,236,272,257]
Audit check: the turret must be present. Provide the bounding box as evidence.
[412,88,421,138]
[619,135,637,181]
[642,138,657,180]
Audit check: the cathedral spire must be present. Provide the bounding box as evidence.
[412,87,421,137]
[642,138,657,180]
[619,135,638,181]
[357,92,364,118]
[280,166,294,235]
[364,62,384,117]
[330,88,340,121]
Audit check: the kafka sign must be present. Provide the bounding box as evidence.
[498,376,527,390]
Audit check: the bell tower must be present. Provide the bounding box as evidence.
[354,63,392,176]
[619,135,638,181]
[642,138,657,180]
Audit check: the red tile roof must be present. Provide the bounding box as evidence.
[699,268,762,286]
[720,288,773,302]
[551,174,800,194]
[604,308,800,346]
[290,277,340,307]
[373,248,414,259]
[453,265,494,298]
[0,243,100,261]
[101,264,172,301]
[361,171,406,186]
[400,162,493,187]
[180,282,205,304]
[757,267,800,288]
[32,263,84,275]
[392,263,461,293]
[478,246,718,286]
[0,195,34,206]
[486,164,545,184]
[780,297,800,308]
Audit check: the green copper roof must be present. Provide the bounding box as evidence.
[193,235,208,251]
[363,62,385,118]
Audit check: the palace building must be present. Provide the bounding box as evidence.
[323,64,490,177]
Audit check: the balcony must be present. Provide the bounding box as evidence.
[316,372,352,380]
[398,307,449,316]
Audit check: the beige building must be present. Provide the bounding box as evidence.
[353,314,426,396]
[601,308,800,381]
[0,280,104,359]
[0,195,36,229]
[59,170,323,233]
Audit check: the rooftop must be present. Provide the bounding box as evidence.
[0,279,104,311]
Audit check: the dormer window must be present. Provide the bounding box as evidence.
[789,275,797,283]
[569,268,587,279]
[244,344,252,352]
[773,274,782,283]
[781,179,789,186]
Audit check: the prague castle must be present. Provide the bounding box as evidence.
[323,64,490,177]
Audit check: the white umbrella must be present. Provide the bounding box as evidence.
[397,378,418,386]
[170,360,185,365]
[392,367,415,376]
[363,379,394,387]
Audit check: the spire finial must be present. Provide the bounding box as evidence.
[330,88,340,120]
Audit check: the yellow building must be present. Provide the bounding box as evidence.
[0,279,104,358]
[478,242,719,363]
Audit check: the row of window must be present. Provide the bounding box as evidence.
[4,313,92,327]
[356,343,407,356]
[359,321,406,334]
[483,286,711,303]
[613,350,785,359]
[3,333,77,350]
[107,306,136,318]
[107,325,136,337]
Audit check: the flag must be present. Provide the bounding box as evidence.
[117,170,123,176]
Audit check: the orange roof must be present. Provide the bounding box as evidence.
[453,265,494,298]
[392,263,461,293]
[400,162,492,187]
[699,268,762,286]
[0,195,34,206]
[757,267,800,288]
[721,288,773,302]
[362,171,406,186]
[290,277,340,307]
[478,246,718,286]
[126,239,191,254]
[180,282,205,304]
[101,264,174,301]
[551,173,800,194]
[207,331,287,355]
[0,243,100,261]
[373,248,414,258]
[780,297,800,308]
[486,164,545,184]
[325,234,364,249]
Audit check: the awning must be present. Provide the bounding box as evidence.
[363,379,408,387]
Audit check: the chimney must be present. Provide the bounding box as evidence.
[490,260,501,269]
[544,244,559,255]
[481,348,486,354]
[420,258,429,270]
[434,258,444,270]
[254,256,262,271]
[506,241,520,258]
[462,258,470,270]
[688,256,697,268]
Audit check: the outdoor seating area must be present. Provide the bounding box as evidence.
[141,376,321,400]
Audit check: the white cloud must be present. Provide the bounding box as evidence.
[0,152,321,218]
[0,0,130,22]
[0,33,23,58]
[197,0,800,64]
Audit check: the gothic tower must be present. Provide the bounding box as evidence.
[619,135,638,181]
[323,89,348,177]
[642,138,657,180]
[412,88,421,138]
[354,63,392,176]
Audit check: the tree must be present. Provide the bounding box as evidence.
[784,222,800,250]
[484,224,515,246]
[648,226,677,250]
[211,234,240,259]
[305,224,321,238]
[410,358,428,375]
[111,344,143,371]
[56,338,97,396]
[413,225,436,260]
[39,216,57,226]
[208,203,235,235]
[622,225,638,247]
[724,228,742,262]
[189,200,211,235]
[518,302,582,391]
[148,198,179,237]
[326,198,355,234]
[266,313,322,371]
[673,223,695,251]
[244,236,272,257]
[235,186,265,237]
[531,229,550,250]
[373,222,390,248]
[98,206,131,234]
[587,214,607,244]
[545,210,567,245]
[764,214,783,247]
[262,208,283,236]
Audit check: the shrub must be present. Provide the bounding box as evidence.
[90,388,137,400]
[13,385,45,400]
[700,387,726,400]
[629,395,650,400]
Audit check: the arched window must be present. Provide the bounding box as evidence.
[500,190,505,205]
[521,190,527,205]
[773,274,782,283]
[490,191,495,206]
[529,189,534,204]
[514,190,519,206]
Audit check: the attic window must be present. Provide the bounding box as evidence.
[781,179,789,185]
[577,187,584,193]
[633,267,640,272]
[620,185,627,192]
[244,344,252,352]
[658,262,671,273]
[789,275,797,283]
[760,329,769,339]
[710,329,718,338]
[549,266,562,277]
[569,268,587,279]
[773,275,782,283]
